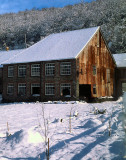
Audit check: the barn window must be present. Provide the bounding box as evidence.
[31,84,40,95]
[106,69,110,83]
[18,83,26,95]
[8,66,14,77]
[60,62,71,75]
[18,65,26,77]
[31,64,40,76]
[7,84,14,95]
[93,84,96,94]
[93,65,96,75]
[61,84,71,97]
[45,63,55,76]
[45,83,55,95]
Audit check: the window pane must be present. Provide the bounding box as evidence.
[31,64,40,76]
[93,66,96,75]
[31,84,40,95]
[60,62,71,75]
[8,66,14,77]
[45,83,55,95]
[18,65,26,77]
[45,63,55,76]
[61,84,71,96]
[18,83,26,95]
[7,84,14,95]
[93,84,96,94]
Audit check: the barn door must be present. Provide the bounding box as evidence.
[79,84,91,98]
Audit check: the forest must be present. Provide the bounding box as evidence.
[0,0,125,54]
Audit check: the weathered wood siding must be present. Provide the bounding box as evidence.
[76,29,116,97]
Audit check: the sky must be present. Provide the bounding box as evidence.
[0,0,93,14]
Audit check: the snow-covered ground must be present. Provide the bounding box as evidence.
[0,98,125,160]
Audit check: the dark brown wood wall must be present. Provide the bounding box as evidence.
[77,29,116,98]
[0,68,3,93]
[115,68,126,97]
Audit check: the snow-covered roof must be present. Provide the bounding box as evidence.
[113,53,126,68]
[0,49,24,68]
[2,27,100,65]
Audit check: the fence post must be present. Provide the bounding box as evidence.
[69,112,71,133]
[7,122,9,132]
[47,138,49,160]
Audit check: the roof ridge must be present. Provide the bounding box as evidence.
[2,26,100,65]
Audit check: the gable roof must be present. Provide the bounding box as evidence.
[0,49,24,68]
[113,53,126,68]
[2,26,100,65]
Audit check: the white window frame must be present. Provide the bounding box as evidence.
[8,66,14,77]
[7,83,14,95]
[45,63,55,76]
[31,64,40,76]
[60,62,71,75]
[18,65,26,77]
[60,83,71,97]
[45,83,55,95]
[18,83,26,96]
[31,83,40,95]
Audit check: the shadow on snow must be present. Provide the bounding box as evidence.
[2,107,124,160]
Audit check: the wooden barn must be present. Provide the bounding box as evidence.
[2,26,116,102]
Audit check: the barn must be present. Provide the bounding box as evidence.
[2,26,116,102]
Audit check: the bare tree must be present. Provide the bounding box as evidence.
[38,104,50,160]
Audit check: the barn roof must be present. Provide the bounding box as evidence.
[2,26,100,65]
[113,53,126,68]
[0,49,24,68]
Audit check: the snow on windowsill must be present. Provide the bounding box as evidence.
[64,95,71,98]
[32,94,40,97]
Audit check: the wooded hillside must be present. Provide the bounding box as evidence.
[0,0,125,53]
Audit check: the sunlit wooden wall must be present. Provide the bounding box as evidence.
[76,29,116,98]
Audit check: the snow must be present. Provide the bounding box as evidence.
[0,49,24,68]
[113,53,126,68]
[2,27,99,65]
[0,99,125,159]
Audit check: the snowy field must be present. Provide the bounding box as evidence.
[0,98,125,160]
